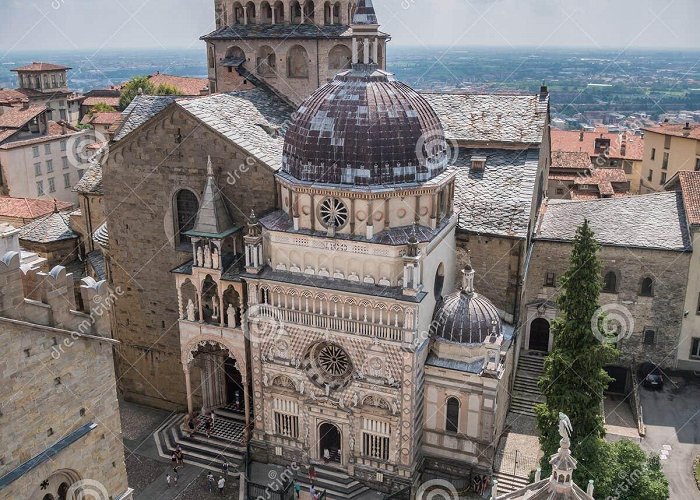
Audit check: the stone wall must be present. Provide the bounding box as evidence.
[521,240,691,369]
[102,107,278,408]
[456,234,524,324]
[0,318,130,499]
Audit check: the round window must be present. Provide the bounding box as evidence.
[318,344,350,377]
[319,198,348,229]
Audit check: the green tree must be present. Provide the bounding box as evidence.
[88,102,116,115]
[119,77,182,108]
[535,220,618,481]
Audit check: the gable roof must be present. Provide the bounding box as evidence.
[421,93,548,144]
[111,95,181,141]
[0,197,72,220]
[73,161,103,195]
[147,73,209,96]
[665,170,700,226]
[535,192,691,251]
[644,122,700,141]
[0,105,45,129]
[453,148,540,239]
[81,111,122,126]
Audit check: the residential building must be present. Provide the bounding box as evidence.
[643,122,700,192]
[548,150,630,200]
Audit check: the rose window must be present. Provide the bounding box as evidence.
[318,344,350,376]
[319,198,348,229]
[304,342,353,391]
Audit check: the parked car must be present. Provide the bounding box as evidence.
[639,362,664,390]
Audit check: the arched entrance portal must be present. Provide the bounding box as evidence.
[191,341,244,413]
[529,318,550,352]
[319,422,341,463]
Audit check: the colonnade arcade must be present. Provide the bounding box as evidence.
[222,0,357,27]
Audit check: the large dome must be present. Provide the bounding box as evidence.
[282,64,448,186]
[432,266,502,345]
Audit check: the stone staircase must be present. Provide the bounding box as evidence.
[510,351,546,417]
[153,411,246,474]
[294,464,374,499]
[493,471,531,494]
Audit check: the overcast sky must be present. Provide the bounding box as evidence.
[1,0,699,52]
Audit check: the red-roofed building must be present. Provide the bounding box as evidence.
[547,149,630,200]
[550,127,645,193]
[664,170,700,371]
[147,72,209,96]
[0,196,73,227]
[643,122,700,193]
[81,111,123,139]
[10,62,82,125]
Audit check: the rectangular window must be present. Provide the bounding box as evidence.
[660,172,667,185]
[647,170,653,182]
[545,272,556,287]
[555,188,564,195]
[643,328,655,346]
[64,173,71,188]
[34,163,42,176]
[60,140,67,152]
[59,109,67,120]
[695,158,700,172]
[48,177,56,193]
[62,157,68,169]
[78,169,85,179]
[691,338,700,359]
[272,398,299,438]
[664,135,672,149]
[696,292,700,315]
[362,419,390,461]
[46,159,53,173]
[32,146,39,158]
[651,148,656,160]
[662,152,669,170]
[36,181,44,196]
[44,143,51,155]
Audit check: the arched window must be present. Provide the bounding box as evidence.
[287,45,309,78]
[640,277,653,296]
[328,44,352,71]
[434,263,445,300]
[603,271,617,293]
[257,46,277,76]
[445,397,459,433]
[175,190,199,247]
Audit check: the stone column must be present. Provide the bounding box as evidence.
[352,38,358,64]
[198,285,204,323]
[219,285,225,327]
[184,362,194,415]
[177,281,184,319]
[363,38,370,64]
[372,38,378,64]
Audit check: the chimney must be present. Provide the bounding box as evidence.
[470,155,487,171]
[620,132,627,156]
[22,101,29,110]
[579,129,584,141]
[683,122,691,137]
[61,122,67,135]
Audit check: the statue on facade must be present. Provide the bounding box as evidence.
[186,299,196,321]
[263,374,269,387]
[299,381,305,395]
[212,246,220,269]
[391,400,399,415]
[227,304,236,327]
[349,434,355,451]
[558,412,573,442]
[196,246,204,267]
[211,296,219,320]
[204,245,212,268]
[352,392,359,407]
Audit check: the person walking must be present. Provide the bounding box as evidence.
[294,481,302,499]
[309,484,317,499]
[218,476,225,495]
[308,465,317,483]
[172,467,179,484]
[205,414,213,438]
[166,474,172,488]
[221,458,230,475]
[207,472,215,493]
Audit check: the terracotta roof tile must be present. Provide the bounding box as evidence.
[0,89,29,105]
[551,150,592,170]
[0,105,45,129]
[147,73,209,96]
[644,123,700,141]
[11,62,71,72]
[668,171,700,226]
[0,197,72,220]
[82,96,120,108]
[551,128,644,161]
[81,111,122,126]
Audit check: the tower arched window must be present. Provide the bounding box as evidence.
[445,397,460,433]
[175,189,199,247]
[640,277,653,296]
[603,271,618,293]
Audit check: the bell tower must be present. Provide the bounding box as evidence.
[203,0,389,104]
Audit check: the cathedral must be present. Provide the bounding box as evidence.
[98,0,549,495]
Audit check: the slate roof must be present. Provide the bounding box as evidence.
[0,197,72,220]
[11,62,71,72]
[187,157,237,237]
[18,211,78,243]
[178,90,294,169]
[425,353,484,374]
[666,170,700,226]
[112,95,180,141]
[113,90,293,170]
[202,24,364,40]
[453,148,540,238]
[86,249,106,281]
[536,192,691,251]
[551,128,644,161]
[421,93,548,144]
[73,161,103,195]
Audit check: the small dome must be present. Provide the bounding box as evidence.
[432,265,502,345]
[282,64,448,186]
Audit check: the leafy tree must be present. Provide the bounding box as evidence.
[119,77,182,108]
[535,220,618,481]
[88,102,116,115]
